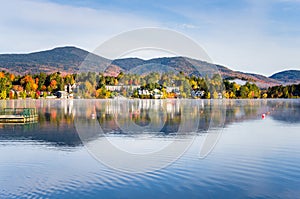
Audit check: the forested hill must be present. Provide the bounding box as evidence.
[269,70,300,84]
[0,46,110,75]
[0,46,298,87]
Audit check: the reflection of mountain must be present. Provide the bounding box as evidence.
[270,102,300,124]
[271,112,300,123]
[160,111,181,135]
[225,102,263,124]
[224,100,300,125]
[0,122,81,146]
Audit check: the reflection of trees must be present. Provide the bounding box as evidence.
[223,99,300,124]
[224,100,264,123]
[0,99,299,147]
[38,100,75,127]
[160,111,181,134]
[96,100,210,135]
[269,100,300,123]
[0,99,80,146]
[198,107,211,132]
[96,100,181,134]
[132,109,151,127]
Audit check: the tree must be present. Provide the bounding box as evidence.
[9,74,15,81]
[37,72,47,90]
[206,92,211,99]
[0,76,8,92]
[19,91,27,99]
[240,85,249,98]
[65,74,75,85]
[50,79,57,90]
[262,93,268,98]
[213,91,219,99]
[0,90,6,99]
[20,75,35,92]
[96,87,111,98]
[223,91,230,99]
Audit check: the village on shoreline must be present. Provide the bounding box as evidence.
[0,71,299,100]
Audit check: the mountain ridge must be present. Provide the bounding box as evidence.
[0,46,298,87]
[269,70,300,85]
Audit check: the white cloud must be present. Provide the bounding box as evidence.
[0,0,299,76]
[0,0,161,53]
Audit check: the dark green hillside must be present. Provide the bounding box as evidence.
[270,70,300,84]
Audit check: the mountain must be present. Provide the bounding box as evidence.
[0,46,295,87]
[0,46,110,75]
[111,56,281,87]
[113,57,200,75]
[269,70,300,85]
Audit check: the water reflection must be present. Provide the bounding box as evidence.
[0,100,80,146]
[0,99,299,147]
[0,99,300,198]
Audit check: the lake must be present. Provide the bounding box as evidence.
[0,99,300,198]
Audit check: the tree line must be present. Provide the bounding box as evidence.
[0,71,299,99]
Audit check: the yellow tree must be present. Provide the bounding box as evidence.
[213,91,219,99]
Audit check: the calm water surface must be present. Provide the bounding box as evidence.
[0,99,299,198]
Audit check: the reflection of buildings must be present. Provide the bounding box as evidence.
[1,99,299,147]
[103,100,181,116]
[61,99,74,116]
[98,100,196,135]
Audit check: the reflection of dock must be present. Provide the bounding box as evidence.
[0,108,38,123]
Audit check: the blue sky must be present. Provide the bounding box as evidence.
[0,0,299,75]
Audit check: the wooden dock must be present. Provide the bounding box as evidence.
[0,108,38,123]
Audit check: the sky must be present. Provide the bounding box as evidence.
[0,0,300,76]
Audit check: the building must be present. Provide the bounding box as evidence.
[64,84,77,93]
[138,89,150,96]
[152,89,163,99]
[191,90,205,98]
[106,85,140,91]
[166,86,180,93]
[56,91,70,99]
